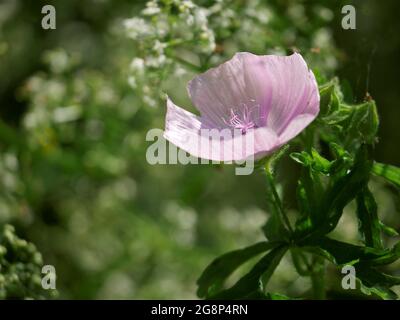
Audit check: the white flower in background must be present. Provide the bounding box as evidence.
[153,40,167,56]
[177,0,197,26]
[178,0,195,13]
[154,17,170,37]
[124,17,153,39]
[130,58,145,74]
[142,0,161,16]
[146,55,167,68]
[314,6,334,22]
[52,105,82,123]
[313,28,332,48]
[128,76,137,89]
[193,8,208,28]
[199,29,216,53]
[143,95,157,108]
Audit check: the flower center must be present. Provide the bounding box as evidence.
[224,103,257,134]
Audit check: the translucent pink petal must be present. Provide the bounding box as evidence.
[164,98,279,161]
[278,113,316,145]
[264,53,320,135]
[188,52,273,128]
[164,52,319,162]
[187,52,319,133]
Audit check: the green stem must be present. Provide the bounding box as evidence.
[291,249,312,276]
[264,165,293,234]
[310,256,326,300]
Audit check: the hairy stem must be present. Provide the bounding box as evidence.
[311,256,326,300]
[264,165,293,234]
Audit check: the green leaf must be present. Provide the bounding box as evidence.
[358,101,379,144]
[356,187,383,249]
[357,266,400,299]
[336,101,378,145]
[265,292,293,300]
[196,241,279,298]
[209,245,288,299]
[290,152,311,167]
[321,100,379,145]
[379,221,399,237]
[294,145,371,242]
[357,266,400,287]
[290,247,312,276]
[262,213,288,242]
[301,237,398,266]
[329,142,353,175]
[365,242,400,266]
[290,149,332,174]
[265,144,290,174]
[319,82,341,116]
[321,107,351,125]
[372,162,400,188]
[319,82,335,116]
[310,148,331,173]
[329,142,348,159]
[320,144,372,235]
[303,236,400,277]
[357,278,398,300]
[302,168,323,225]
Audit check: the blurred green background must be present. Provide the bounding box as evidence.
[0,0,399,299]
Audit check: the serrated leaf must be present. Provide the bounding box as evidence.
[196,241,279,298]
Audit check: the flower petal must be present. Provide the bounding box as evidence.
[187,52,319,134]
[264,53,320,135]
[187,52,275,128]
[164,98,279,162]
[278,113,316,145]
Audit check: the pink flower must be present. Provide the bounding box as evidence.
[164,52,319,161]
